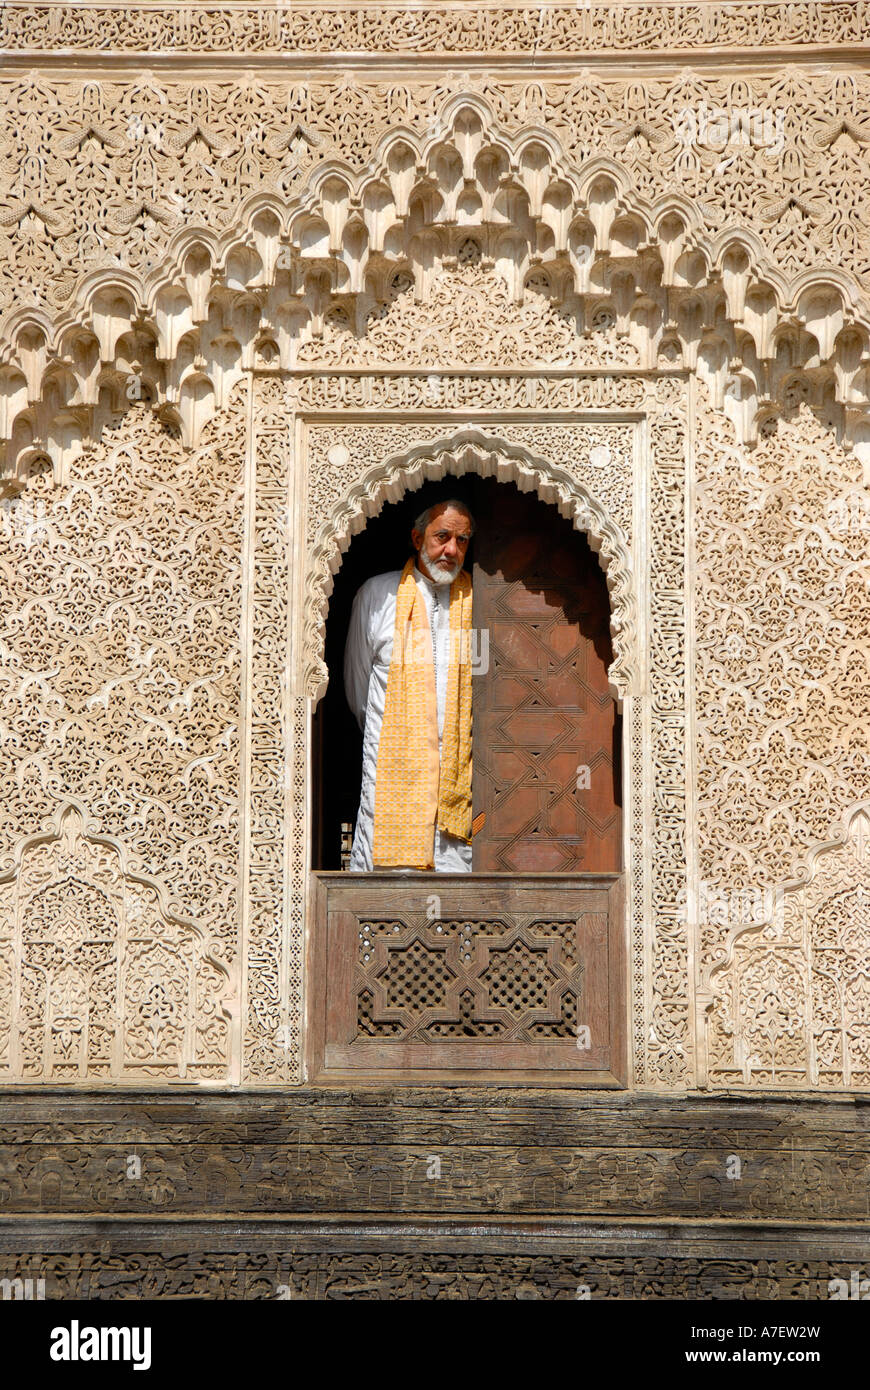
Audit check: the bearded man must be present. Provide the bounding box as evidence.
[343,498,474,872]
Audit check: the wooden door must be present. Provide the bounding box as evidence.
[470,478,622,872]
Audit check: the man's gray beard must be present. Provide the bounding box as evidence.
[425,554,461,586]
[428,561,460,585]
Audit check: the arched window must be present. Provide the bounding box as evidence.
[309,474,626,1086]
[314,475,622,872]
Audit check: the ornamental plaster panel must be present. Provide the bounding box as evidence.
[295,257,641,371]
[691,388,870,1089]
[2,2,868,58]
[305,418,634,558]
[0,18,865,1092]
[701,807,870,1089]
[288,375,649,413]
[0,801,233,1081]
[0,390,247,1084]
[239,390,301,1084]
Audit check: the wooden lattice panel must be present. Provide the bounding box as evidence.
[308,873,625,1085]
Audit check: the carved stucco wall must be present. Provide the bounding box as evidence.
[0,2,868,1090]
[0,392,245,1083]
[694,396,869,1087]
[5,61,870,476]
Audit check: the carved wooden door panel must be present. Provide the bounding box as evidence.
[470,477,622,872]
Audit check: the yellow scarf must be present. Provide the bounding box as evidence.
[372,556,473,869]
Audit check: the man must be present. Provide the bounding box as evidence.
[343,499,475,872]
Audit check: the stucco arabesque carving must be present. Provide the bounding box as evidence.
[3,2,868,58]
[698,803,870,1089]
[0,390,246,1084]
[302,430,637,708]
[0,797,236,1082]
[280,377,689,1090]
[3,90,870,483]
[0,43,865,1094]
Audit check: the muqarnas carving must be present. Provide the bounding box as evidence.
[4,86,870,483]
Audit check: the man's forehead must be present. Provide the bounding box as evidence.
[424,506,471,530]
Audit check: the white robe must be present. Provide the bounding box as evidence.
[343,563,473,873]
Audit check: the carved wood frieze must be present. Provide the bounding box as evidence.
[1,1091,867,1222]
[0,1091,867,1298]
[0,1240,863,1301]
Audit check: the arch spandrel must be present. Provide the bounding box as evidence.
[302,432,638,710]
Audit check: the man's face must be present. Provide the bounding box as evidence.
[412,504,472,586]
